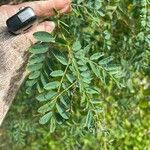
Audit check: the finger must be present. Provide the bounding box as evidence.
[59,5,71,14]
[25,21,55,43]
[0,0,70,18]
[18,0,71,16]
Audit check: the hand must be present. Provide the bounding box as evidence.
[0,0,70,42]
[0,0,71,125]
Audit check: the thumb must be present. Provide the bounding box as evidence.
[25,21,55,44]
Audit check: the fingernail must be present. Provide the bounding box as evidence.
[60,5,70,13]
[45,22,55,32]
[64,0,71,6]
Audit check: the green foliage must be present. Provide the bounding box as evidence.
[1,0,150,149]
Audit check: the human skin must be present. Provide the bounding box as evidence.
[0,0,70,126]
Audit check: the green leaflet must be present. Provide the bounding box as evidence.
[28,55,45,65]
[40,73,47,86]
[83,44,91,54]
[79,65,88,72]
[75,50,85,59]
[99,56,114,65]
[90,52,104,60]
[27,63,43,72]
[89,61,100,77]
[55,113,64,125]
[33,31,55,42]
[36,91,57,102]
[50,70,64,77]
[36,82,43,93]
[36,94,45,102]
[85,87,100,94]
[38,103,55,114]
[106,65,122,76]
[72,40,82,51]
[105,65,121,71]
[28,71,41,79]
[45,91,57,100]
[50,117,56,133]
[56,103,69,119]
[66,74,75,83]
[82,77,93,84]
[26,80,37,87]
[54,54,68,66]
[85,110,93,129]
[77,60,86,66]
[59,95,70,108]
[44,81,60,90]
[56,38,67,45]
[81,71,91,78]
[29,43,49,54]
[39,112,53,125]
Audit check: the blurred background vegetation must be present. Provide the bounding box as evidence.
[0,0,150,150]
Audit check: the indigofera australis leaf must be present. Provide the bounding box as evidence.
[33,31,55,42]
[39,112,53,125]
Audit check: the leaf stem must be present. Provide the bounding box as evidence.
[57,59,71,93]
[51,81,77,104]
